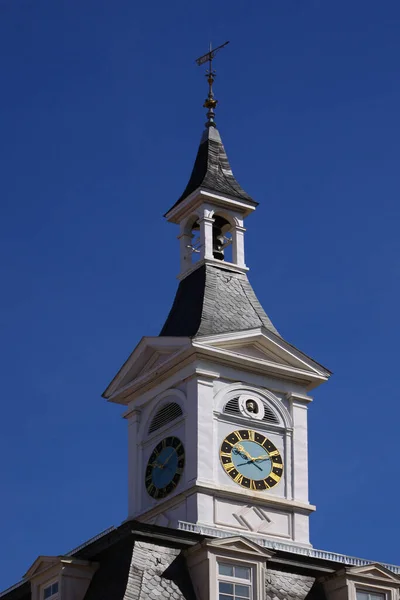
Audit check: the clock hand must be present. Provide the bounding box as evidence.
[149,461,163,469]
[161,450,175,468]
[236,460,263,471]
[235,444,264,470]
[253,454,271,461]
[235,444,253,460]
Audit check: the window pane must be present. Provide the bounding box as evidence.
[43,587,52,600]
[356,593,369,600]
[234,566,251,580]
[219,596,234,600]
[219,563,234,577]
[235,584,250,598]
[371,594,385,600]
[51,583,58,595]
[219,582,234,594]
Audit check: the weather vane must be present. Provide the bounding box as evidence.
[195,41,230,128]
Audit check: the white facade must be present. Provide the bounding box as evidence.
[104,327,330,547]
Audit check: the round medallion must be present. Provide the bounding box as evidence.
[145,436,185,499]
[220,429,283,490]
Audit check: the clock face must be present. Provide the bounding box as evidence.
[145,436,185,499]
[220,429,283,490]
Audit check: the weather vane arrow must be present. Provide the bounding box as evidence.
[195,41,230,128]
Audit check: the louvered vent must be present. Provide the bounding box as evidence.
[148,402,183,434]
[224,397,241,416]
[263,405,279,424]
[224,397,279,424]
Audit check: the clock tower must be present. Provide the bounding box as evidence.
[103,64,331,548]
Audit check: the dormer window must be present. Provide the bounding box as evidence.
[218,563,252,600]
[357,591,386,600]
[43,582,59,600]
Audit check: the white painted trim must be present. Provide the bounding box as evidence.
[165,188,257,224]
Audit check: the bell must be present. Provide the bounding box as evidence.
[212,216,230,260]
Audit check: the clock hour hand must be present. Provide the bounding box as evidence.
[149,461,163,469]
[253,454,271,462]
[235,443,252,460]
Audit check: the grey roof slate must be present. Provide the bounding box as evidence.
[0,520,353,600]
[159,263,280,338]
[266,570,316,600]
[124,541,192,600]
[166,126,257,215]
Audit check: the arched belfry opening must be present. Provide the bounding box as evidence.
[212,215,233,261]
[182,211,236,270]
[187,218,201,264]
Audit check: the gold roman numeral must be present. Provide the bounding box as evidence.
[269,472,281,482]
[147,483,156,495]
[221,452,231,458]
[234,430,243,441]
[269,450,280,457]
[248,430,255,441]
[234,473,244,485]
[224,462,235,472]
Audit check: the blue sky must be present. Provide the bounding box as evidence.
[1,0,400,589]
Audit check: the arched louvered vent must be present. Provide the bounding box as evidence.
[224,397,241,416]
[263,405,279,424]
[148,402,183,434]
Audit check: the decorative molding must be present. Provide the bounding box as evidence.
[214,382,292,429]
[233,505,272,533]
[178,522,400,574]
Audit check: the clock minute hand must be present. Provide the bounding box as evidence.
[236,459,263,471]
[161,450,175,468]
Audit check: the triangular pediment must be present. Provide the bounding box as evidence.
[205,535,274,558]
[24,556,60,579]
[193,328,331,388]
[347,563,400,582]
[216,341,294,365]
[103,336,192,403]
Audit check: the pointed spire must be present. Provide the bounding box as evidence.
[165,43,257,217]
[166,126,256,215]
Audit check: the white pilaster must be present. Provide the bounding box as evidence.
[199,213,214,261]
[232,224,247,268]
[126,409,141,518]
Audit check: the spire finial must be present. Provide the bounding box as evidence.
[195,41,230,128]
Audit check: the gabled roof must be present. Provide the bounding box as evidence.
[159,263,279,338]
[165,126,257,216]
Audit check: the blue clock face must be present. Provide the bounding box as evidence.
[145,436,185,499]
[220,429,283,491]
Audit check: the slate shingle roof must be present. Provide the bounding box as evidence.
[166,126,257,215]
[159,263,279,338]
[124,541,195,600]
[266,569,316,600]
[0,521,361,600]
